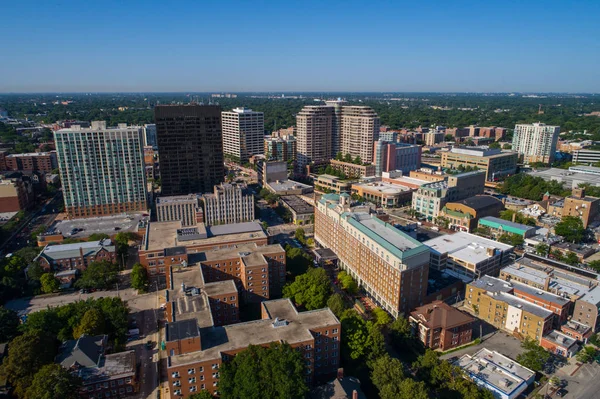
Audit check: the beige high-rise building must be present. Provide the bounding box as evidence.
[222,107,265,164]
[156,194,203,226]
[295,105,334,171]
[201,183,254,226]
[339,106,380,163]
[512,123,560,164]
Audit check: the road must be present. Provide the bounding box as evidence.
[555,361,600,399]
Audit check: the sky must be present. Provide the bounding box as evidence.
[1,0,599,93]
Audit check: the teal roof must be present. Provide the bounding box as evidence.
[478,216,536,236]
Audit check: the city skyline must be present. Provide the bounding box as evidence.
[2,1,599,93]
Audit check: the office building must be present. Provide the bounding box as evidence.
[166,299,340,397]
[440,147,518,181]
[155,105,224,196]
[411,171,486,221]
[201,183,254,226]
[572,148,600,165]
[143,123,157,148]
[456,349,535,399]
[351,181,412,208]
[222,107,264,164]
[466,276,554,341]
[280,195,314,225]
[264,135,296,162]
[314,174,352,194]
[156,195,203,227]
[499,253,600,332]
[373,140,421,176]
[329,159,376,178]
[424,232,513,280]
[438,195,504,232]
[4,151,57,172]
[512,123,560,164]
[54,121,147,218]
[315,194,431,317]
[409,301,474,351]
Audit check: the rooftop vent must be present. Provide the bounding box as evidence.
[272,317,288,328]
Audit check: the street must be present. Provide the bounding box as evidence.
[554,361,600,399]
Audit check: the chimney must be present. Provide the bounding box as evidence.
[352,390,358,399]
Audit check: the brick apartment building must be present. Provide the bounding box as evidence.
[409,301,474,351]
[35,239,117,272]
[0,175,35,212]
[4,151,57,172]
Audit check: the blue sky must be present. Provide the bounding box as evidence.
[1,0,599,92]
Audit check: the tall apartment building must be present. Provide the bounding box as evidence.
[4,151,57,172]
[201,183,254,226]
[221,107,265,164]
[295,102,380,171]
[411,171,486,221]
[156,194,203,226]
[373,140,421,176]
[143,124,157,148]
[440,147,518,181]
[155,105,224,196]
[54,121,147,218]
[512,123,560,164]
[264,135,296,162]
[315,194,430,317]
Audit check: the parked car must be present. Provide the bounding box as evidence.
[556,389,568,397]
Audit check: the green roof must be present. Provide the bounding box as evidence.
[478,216,536,236]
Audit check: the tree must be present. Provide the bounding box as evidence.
[283,267,331,310]
[340,311,384,362]
[73,308,106,339]
[0,330,57,397]
[294,228,306,244]
[0,307,20,342]
[488,142,501,149]
[389,317,411,341]
[306,237,315,247]
[564,251,580,266]
[444,134,454,142]
[535,243,549,256]
[554,216,586,243]
[588,260,600,272]
[344,153,352,163]
[502,143,512,150]
[549,376,561,387]
[25,364,81,399]
[353,156,362,165]
[75,260,119,290]
[219,343,308,399]
[188,392,214,399]
[326,293,347,317]
[372,307,391,326]
[285,245,312,277]
[130,263,149,293]
[516,338,551,372]
[88,233,110,241]
[498,233,524,247]
[576,346,597,363]
[338,271,359,295]
[371,355,429,399]
[40,273,60,293]
[335,152,344,161]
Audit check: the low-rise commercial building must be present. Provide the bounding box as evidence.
[438,195,504,232]
[156,195,203,227]
[351,181,412,208]
[456,348,535,399]
[478,216,537,239]
[409,168,447,183]
[441,147,518,182]
[280,195,314,225]
[424,232,513,281]
[380,171,430,189]
[314,174,352,194]
[36,239,117,272]
[258,160,313,195]
[466,276,554,341]
[329,159,376,178]
[315,194,431,317]
[0,175,34,212]
[409,301,474,351]
[560,320,593,343]
[540,330,579,358]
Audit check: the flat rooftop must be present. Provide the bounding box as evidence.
[479,216,537,235]
[267,179,312,193]
[143,221,266,252]
[511,280,570,306]
[352,181,411,194]
[156,194,199,205]
[470,275,514,294]
[80,351,136,384]
[543,330,578,349]
[51,213,148,239]
[456,348,534,396]
[280,195,314,214]
[526,168,600,188]
[349,213,424,255]
[424,232,513,264]
[168,299,339,367]
[498,292,553,319]
[197,243,284,263]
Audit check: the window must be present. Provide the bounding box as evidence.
[189,377,196,383]
[188,368,195,374]
[190,386,197,392]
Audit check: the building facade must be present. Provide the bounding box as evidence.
[572,149,600,165]
[143,124,157,148]
[5,151,57,172]
[264,135,296,162]
[440,147,518,182]
[155,105,224,196]
[315,194,431,317]
[438,195,504,232]
[329,159,376,178]
[296,105,334,171]
[409,301,474,351]
[512,123,560,164]
[222,108,264,164]
[35,239,117,272]
[0,175,34,212]
[373,140,421,176]
[339,106,380,164]
[201,183,254,226]
[156,195,203,227]
[54,121,147,218]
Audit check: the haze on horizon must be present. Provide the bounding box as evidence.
[2,0,599,93]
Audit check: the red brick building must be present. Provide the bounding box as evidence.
[511,281,572,328]
[409,301,474,351]
[5,151,57,172]
[0,175,35,212]
[35,239,117,272]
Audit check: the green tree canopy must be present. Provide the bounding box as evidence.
[326,293,347,318]
[498,232,524,247]
[337,271,359,295]
[554,216,586,243]
[371,307,391,326]
[535,243,549,256]
[0,307,20,342]
[73,308,106,339]
[294,228,306,244]
[283,267,331,310]
[75,260,119,290]
[371,355,430,399]
[284,245,312,277]
[188,392,214,399]
[219,343,308,399]
[40,273,60,293]
[340,310,385,362]
[516,338,551,372]
[130,263,149,293]
[25,363,81,399]
[576,345,597,363]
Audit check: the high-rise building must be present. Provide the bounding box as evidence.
[315,193,430,317]
[154,104,224,196]
[221,107,264,164]
[296,105,334,171]
[512,123,560,164]
[373,140,421,176]
[339,105,380,163]
[201,183,254,226]
[143,124,157,149]
[155,194,203,226]
[54,121,147,218]
[264,135,296,162]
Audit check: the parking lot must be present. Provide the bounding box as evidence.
[52,212,148,238]
[440,329,525,362]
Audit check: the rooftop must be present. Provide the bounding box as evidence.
[449,195,503,211]
[456,348,534,396]
[79,351,136,384]
[280,195,315,214]
[479,216,537,235]
[166,319,199,342]
[168,299,340,367]
[267,179,312,193]
[37,239,115,261]
[52,213,148,239]
[511,280,570,306]
[156,194,199,205]
[351,181,411,194]
[424,232,513,264]
[526,167,600,188]
[470,275,514,294]
[542,330,578,349]
[410,301,474,330]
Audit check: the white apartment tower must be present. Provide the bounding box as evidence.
[202,183,254,226]
[54,121,147,218]
[512,123,560,164]
[222,107,264,164]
